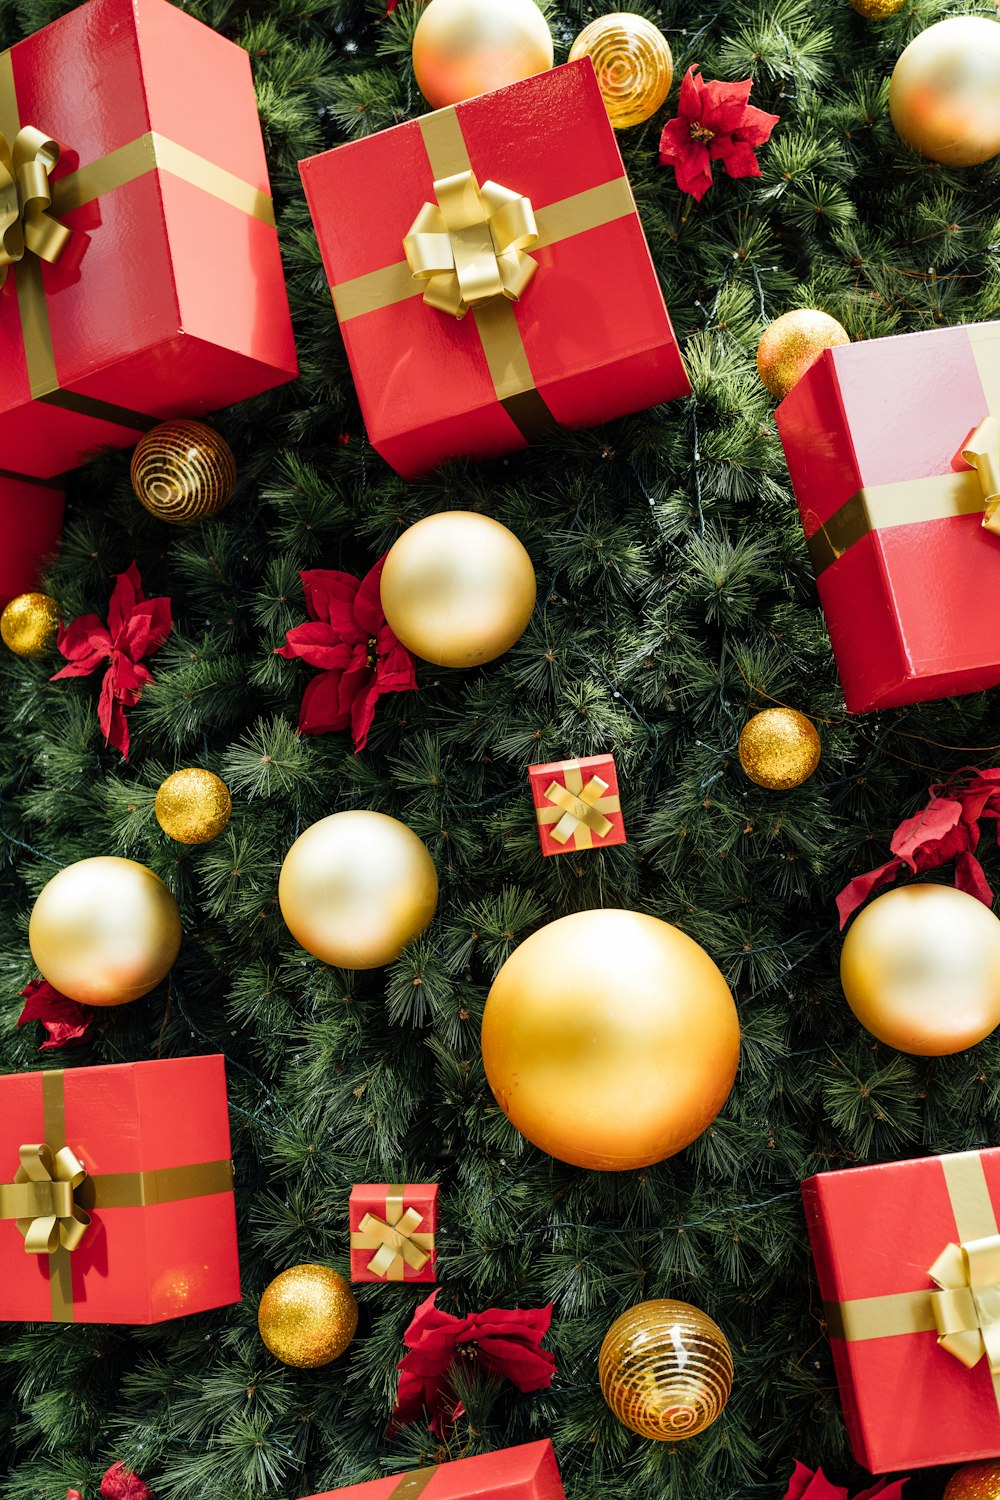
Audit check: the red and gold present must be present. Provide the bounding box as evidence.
[349,1182,437,1284]
[298,1439,565,1500]
[0,1054,240,1324]
[529,754,625,857]
[801,1147,1000,1471]
[0,471,63,606]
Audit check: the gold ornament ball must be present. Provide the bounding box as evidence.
[155,768,233,845]
[258,1264,358,1369]
[841,883,1000,1056]
[889,18,1000,168]
[130,419,237,524]
[412,0,553,109]
[279,810,439,970]
[850,0,906,19]
[945,1462,1000,1500]
[738,707,821,790]
[29,856,182,1006]
[756,309,850,400]
[599,1299,734,1440]
[481,908,740,1170]
[569,14,673,129]
[380,511,537,669]
[0,591,60,658]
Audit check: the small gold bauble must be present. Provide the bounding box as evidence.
[945,1462,1000,1500]
[258,1264,358,1369]
[279,810,439,970]
[0,591,60,658]
[738,708,821,790]
[412,0,553,109]
[155,768,233,845]
[849,0,905,18]
[380,511,536,669]
[889,17,1000,167]
[841,883,1000,1056]
[481,909,740,1170]
[130,419,237,524]
[756,309,850,400]
[599,1299,734,1440]
[569,14,673,129]
[29,856,182,1006]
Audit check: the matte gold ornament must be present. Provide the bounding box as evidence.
[889,18,1000,167]
[412,0,553,109]
[258,1264,358,1368]
[841,883,1000,1055]
[278,810,439,970]
[130,419,237,524]
[738,707,821,790]
[850,0,906,18]
[380,511,536,668]
[945,1462,1000,1500]
[599,1299,734,1440]
[155,768,233,845]
[29,856,182,1006]
[757,309,850,400]
[568,14,673,129]
[0,591,60,658]
[481,908,740,1170]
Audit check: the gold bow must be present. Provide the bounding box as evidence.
[544,773,614,846]
[929,1235,1000,1374]
[0,1142,90,1254]
[403,169,538,319]
[963,415,1000,537]
[0,126,71,289]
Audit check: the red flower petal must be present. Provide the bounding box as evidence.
[677,64,704,122]
[297,670,356,735]
[711,138,765,181]
[18,979,94,1050]
[353,554,389,639]
[300,569,366,645]
[276,623,355,672]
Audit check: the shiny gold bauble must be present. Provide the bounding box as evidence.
[841,884,1000,1056]
[29,856,182,1006]
[380,511,536,669]
[257,1264,358,1368]
[568,14,673,129]
[0,591,60,658]
[130,419,237,524]
[850,0,905,18]
[155,768,233,845]
[412,0,553,109]
[599,1299,734,1440]
[738,708,821,790]
[278,810,439,970]
[944,1462,1000,1500]
[889,18,1000,167]
[757,309,850,400]
[481,908,740,1170]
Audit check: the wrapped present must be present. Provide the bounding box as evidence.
[0,1054,240,1323]
[0,472,63,605]
[801,1147,1000,1471]
[298,1439,565,1500]
[528,754,625,857]
[298,59,689,479]
[0,0,298,482]
[776,320,1000,713]
[349,1182,437,1284]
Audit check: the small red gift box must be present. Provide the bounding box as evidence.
[0,0,298,482]
[298,59,689,479]
[349,1182,437,1284]
[528,754,625,857]
[298,1439,565,1500]
[776,321,1000,713]
[0,1054,240,1323]
[0,473,63,606]
[801,1147,1000,1471]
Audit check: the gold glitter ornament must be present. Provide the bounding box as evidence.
[258,1264,358,1368]
[889,18,1000,167]
[0,591,60,658]
[756,309,850,400]
[945,1462,1000,1500]
[599,1299,734,1440]
[130,419,237,524]
[155,768,233,845]
[568,14,673,130]
[850,0,906,18]
[738,708,821,790]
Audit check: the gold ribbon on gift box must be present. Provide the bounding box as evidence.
[350,1185,435,1281]
[535,760,621,849]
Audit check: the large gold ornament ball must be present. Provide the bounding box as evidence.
[850,0,905,19]
[131,419,237,524]
[481,909,740,1170]
[0,591,60,658]
[756,309,850,400]
[155,768,233,845]
[380,511,537,669]
[841,884,1000,1055]
[568,14,673,129]
[599,1299,734,1440]
[945,1462,1000,1500]
[738,708,822,790]
[889,18,1000,168]
[412,0,553,109]
[258,1264,358,1368]
[29,856,182,1006]
[279,810,439,970]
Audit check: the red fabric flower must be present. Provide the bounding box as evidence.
[783,1461,907,1500]
[18,979,93,1051]
[51,563,172,761]
[100,1464,152,1500]
[659,66,779,202]
[275,557,417,752]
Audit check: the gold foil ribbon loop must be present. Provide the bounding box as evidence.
[403,169,538,319]
[545,775,613,846]
[929,1234,1000,1373]
[0,1142,90,1254]
[0,126,71,288]
[962,415,1000,536]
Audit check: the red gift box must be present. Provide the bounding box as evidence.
[0,1054,240,1323]
[349,1182,437,1283]
[776,321,1000,713]
[801,1147,1000,1471]
[298,59,689,479]
[0,472,63,605]
[298,1440,565,1500]
[0,0,298,482]
[528,754,625,857]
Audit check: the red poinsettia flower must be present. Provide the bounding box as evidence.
[275,556,417,752]
[659,66,780,202]
[18,979,94,1051]
[100,1463,152,1500]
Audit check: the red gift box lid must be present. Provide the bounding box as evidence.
[299,1441,565,1500]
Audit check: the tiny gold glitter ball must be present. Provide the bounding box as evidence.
[849,0,905,18]
[1,591,60,658]
[738,708,821,791]
[155,768,233,845]
[599,1299,734,1440]
[756,309,850,400]
[944,1462,1000,1500]
[568,14,673,129]
[130,419,237,524]
[258,1265,358,1369]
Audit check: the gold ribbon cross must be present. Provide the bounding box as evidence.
[0,1142,90,1254]
[535,762,622,849]
[929,1235,1000,1373]
[403,169,538,319]
[350,1186,434,1281]
[963,415,1000,536]
[0,126,71,288]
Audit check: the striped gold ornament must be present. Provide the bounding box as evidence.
[568,14,673,129]
[130,419,236,524]
[599,1298,733,1440]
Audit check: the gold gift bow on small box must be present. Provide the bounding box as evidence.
[403,169,538,319]
[535,761,621,849]
[350,1185,434,1281]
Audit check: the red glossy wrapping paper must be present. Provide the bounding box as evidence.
[349,1182,437,1284]
[299,1440,566,1500]
[528,753,626,857]
[0,474,63,605]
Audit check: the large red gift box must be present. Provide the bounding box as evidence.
[0,1055,240,1323]
[528,753,625,858]
[776,321,1000,713]
[0,0,298,482]
[298,1440,565,1500]
[801,1147,1000,1471]
[298,59,689,478]
[0,473,63,605]
[349,1182,437,1283]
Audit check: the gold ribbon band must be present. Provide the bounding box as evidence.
[807,471,987,577]
[349,1183,434,1281]
[388,1469,437,1500]
[535,761,621,849]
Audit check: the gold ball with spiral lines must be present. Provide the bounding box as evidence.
[599,1299,734,1440]
[130,419,237,524]
[569,14,673,130]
